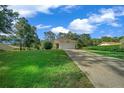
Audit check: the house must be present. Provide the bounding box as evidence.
[54,39,76,49]
[99,42,120,46]
[0,43,19,51]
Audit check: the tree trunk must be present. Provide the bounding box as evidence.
[20,40,23,50]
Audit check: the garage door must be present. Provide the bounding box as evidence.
[59,43,75,49]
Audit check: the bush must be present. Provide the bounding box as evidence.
[43,41,53,49]
[75,39,83,49]
[75,43,82,49]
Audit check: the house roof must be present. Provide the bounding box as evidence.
[100,42,120,44]
[99,42,120,45]
[54,39,76,43]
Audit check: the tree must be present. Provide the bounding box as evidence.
[23,24,34,49]
[34,34,41,50]
[44,31,55,41]
[15,17,28,50]
[101,36,113,42]
[112,37,120,42]
[31,26,41,49]
[76,39,83,49]
[91,38,101,46]
[24,25,41,50]
[43,41,53,49]
[79,34,92,47]
[66,31,79,40]
[57,32,79,40]
[15,18,40,50]
[0,5,18,34]
[56,32,66,39]
[119,36,124,40]
[0,35,9,43]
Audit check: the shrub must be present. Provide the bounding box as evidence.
[43,41,53,49]
[75,39,83,49]
[75,43,82,49]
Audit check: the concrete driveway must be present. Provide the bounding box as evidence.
[65,49,124,88]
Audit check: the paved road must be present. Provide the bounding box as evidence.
[65,49,124,88]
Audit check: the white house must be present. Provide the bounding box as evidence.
[54,39,76,49]
[99,42,120,46]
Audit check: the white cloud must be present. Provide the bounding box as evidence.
[69,19,95,34]
[109,22,121,27]
[51,26,69,33]
[8,5,77,18]
[8,6,124,35]
[36,24,52,29]
[51,6,124,34]
[89,8,116,25]
[112,6,124,16]
[89,7,124,27]
[61,5,78,13]
[8,5,60,18]
[17,9,36,18]
[100,8,115,20]
[68,6,124,34]
[64,5,76,9]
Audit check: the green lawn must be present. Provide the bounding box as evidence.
[85,45,124,60]
[0,50,93,88]
[88,50,124,60]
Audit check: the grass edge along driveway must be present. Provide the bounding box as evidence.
[85,45,124,60]
[0,49,93,88]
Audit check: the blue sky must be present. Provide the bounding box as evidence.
[9,5,124,39]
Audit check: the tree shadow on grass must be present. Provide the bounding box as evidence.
[0,50,93,88]
[0,64,93,88]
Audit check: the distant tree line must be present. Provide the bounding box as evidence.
[0,5,40,50]
[44,31,124,49]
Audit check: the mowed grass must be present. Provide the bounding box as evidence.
[86,45,124,52]
[85,45,124,59]
[88,50,124,60]
[0,50,93,88]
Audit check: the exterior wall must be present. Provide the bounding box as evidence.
[99,43,120,46]
[99,43,111,46]
[59,42,75,49]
